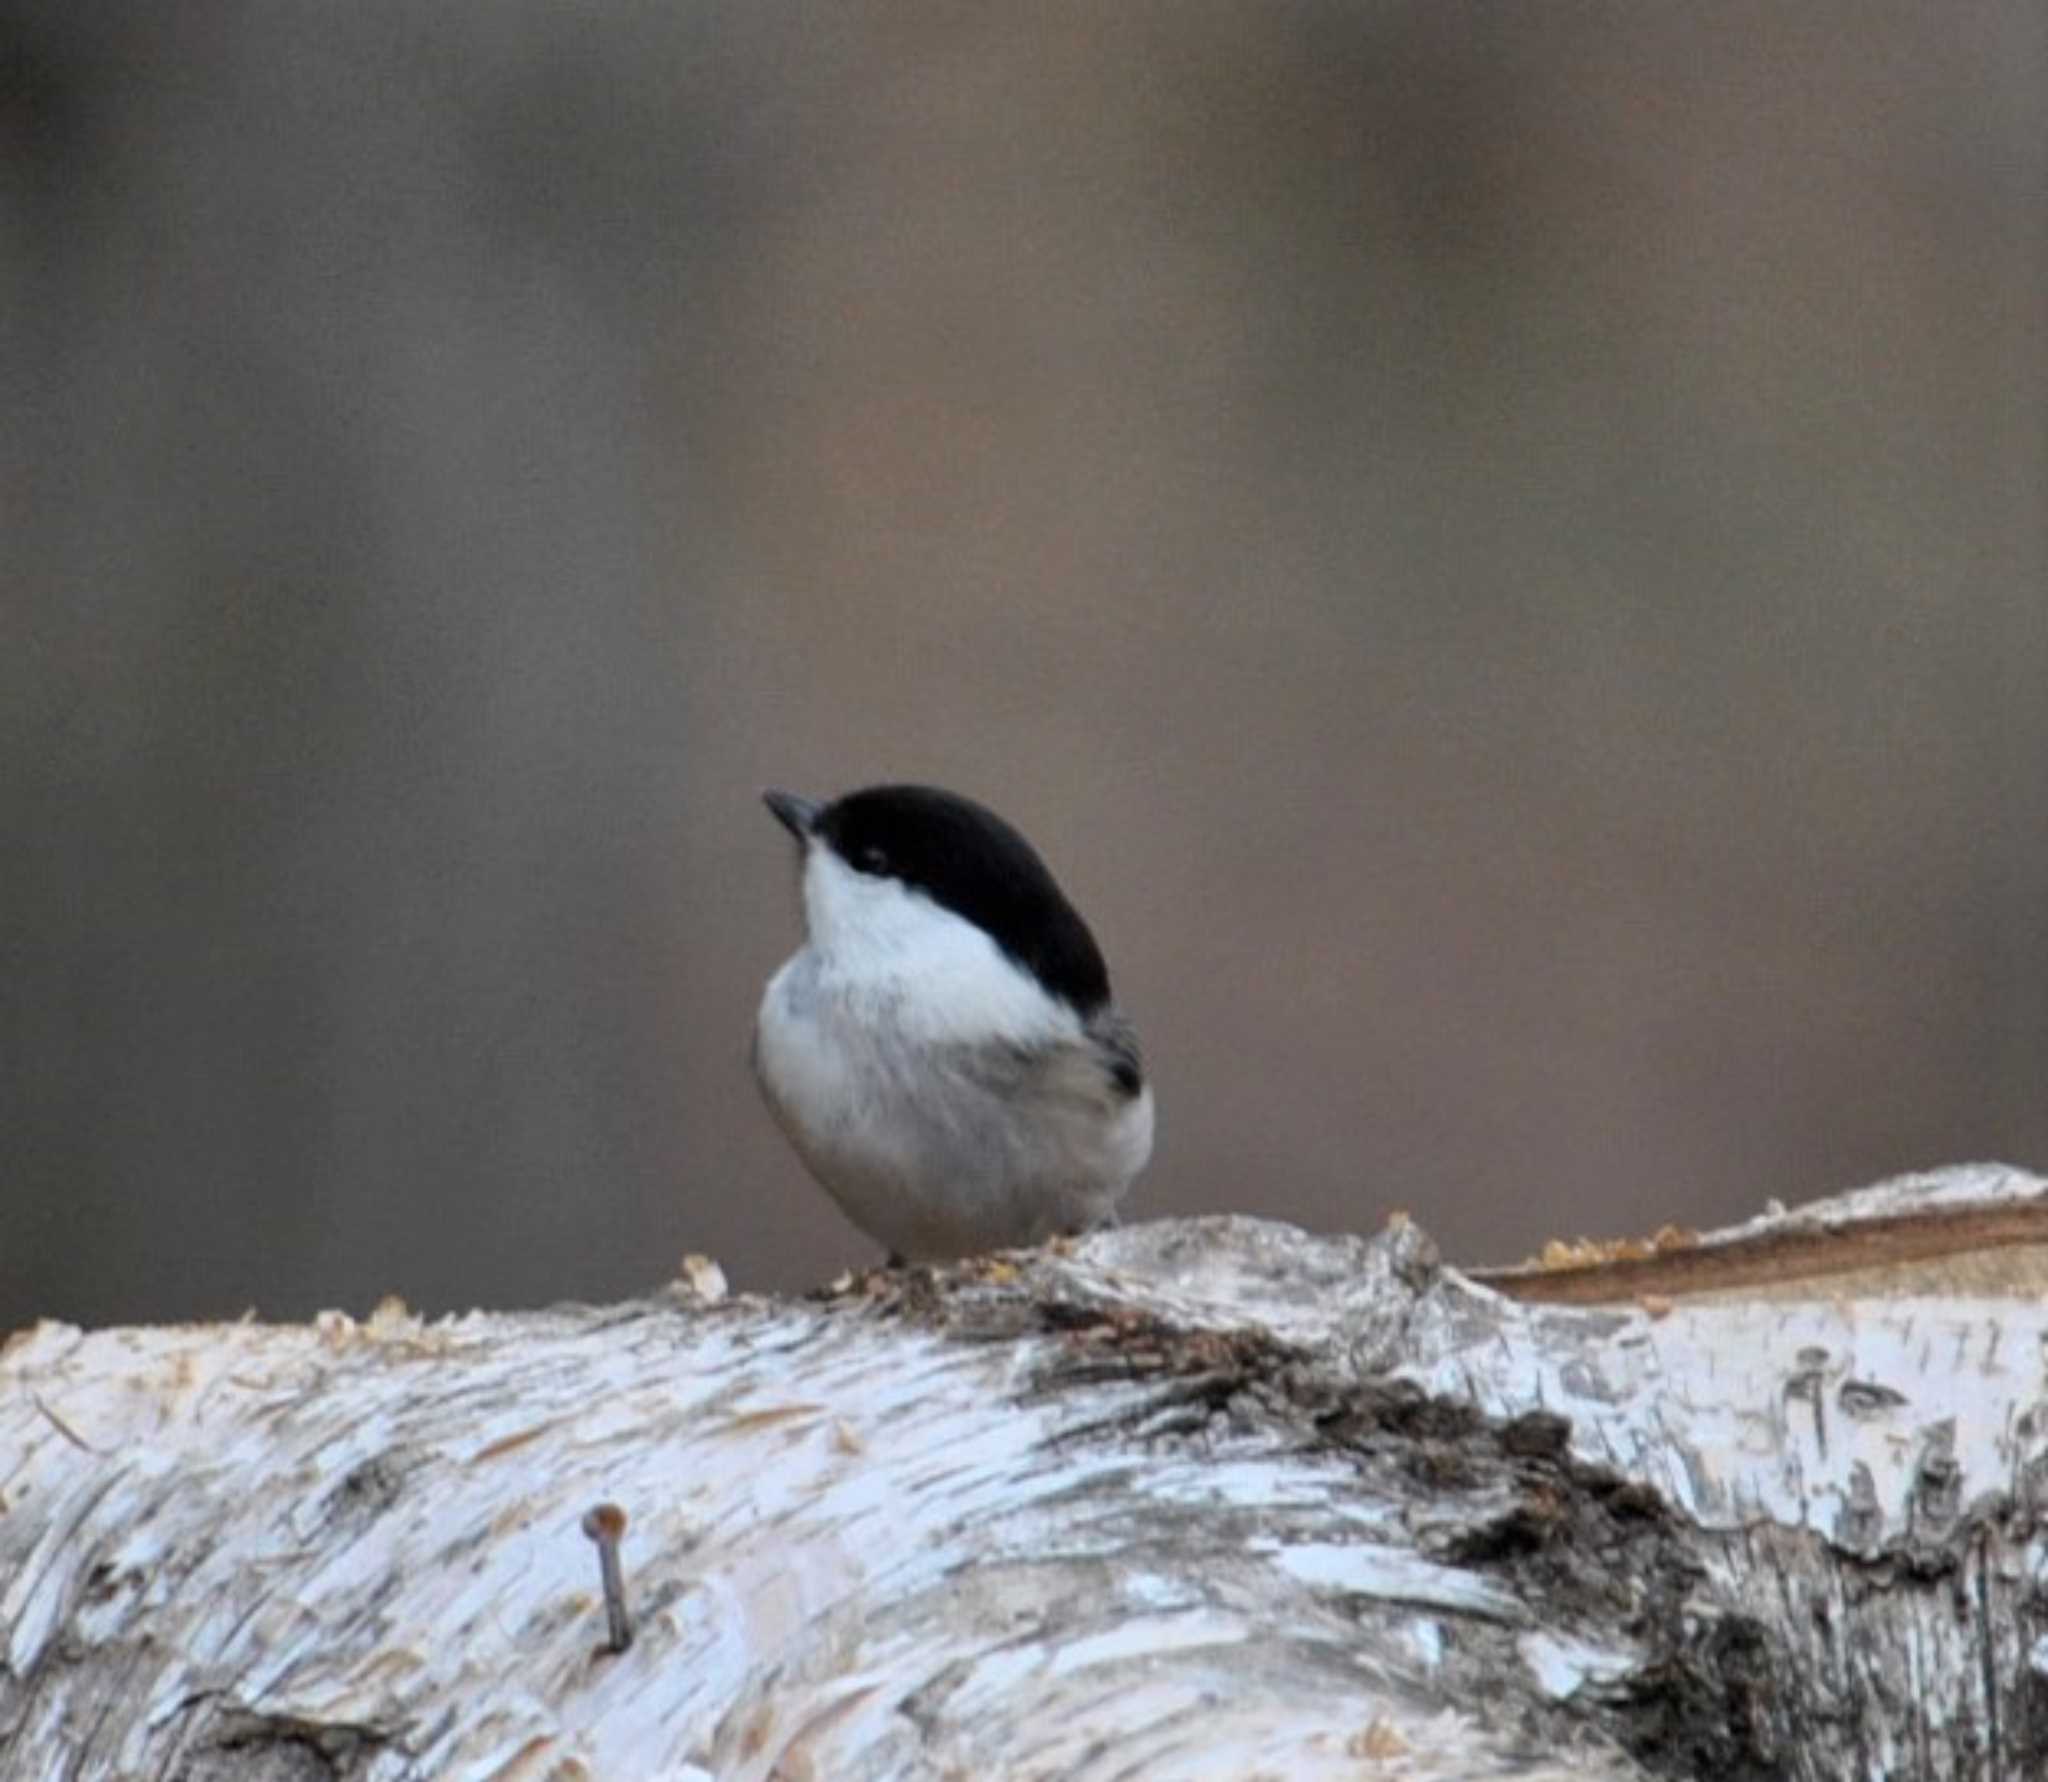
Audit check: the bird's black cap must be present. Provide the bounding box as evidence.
[770,783,1114,1014]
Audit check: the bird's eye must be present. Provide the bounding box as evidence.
[857,845,890,875]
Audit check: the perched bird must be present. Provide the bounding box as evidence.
[753,783,1154,1261]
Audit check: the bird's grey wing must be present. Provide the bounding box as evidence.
[950,1011,1144,1109]
[1085,1009,1145,1099]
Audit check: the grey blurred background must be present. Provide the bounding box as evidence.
[4,2,2043,1329]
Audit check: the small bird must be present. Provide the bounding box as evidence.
[753,783,1154,1262]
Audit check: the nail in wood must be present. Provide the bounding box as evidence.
[581,1502,633,1654]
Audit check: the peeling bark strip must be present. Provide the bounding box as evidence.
[1471,1163,2048,1304]
[3,1166,2046,1779]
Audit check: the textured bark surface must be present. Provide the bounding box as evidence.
[4,1164,2046,1780]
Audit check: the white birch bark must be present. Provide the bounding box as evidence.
[4,1163,2046,1780]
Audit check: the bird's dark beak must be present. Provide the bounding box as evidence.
[763,789,821,840]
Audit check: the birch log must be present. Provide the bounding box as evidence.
[4,1163,2047,1780]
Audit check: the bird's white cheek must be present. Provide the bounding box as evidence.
[800,849,910,960]
[892,949,1078,1049]
[799,851,1076,1049]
